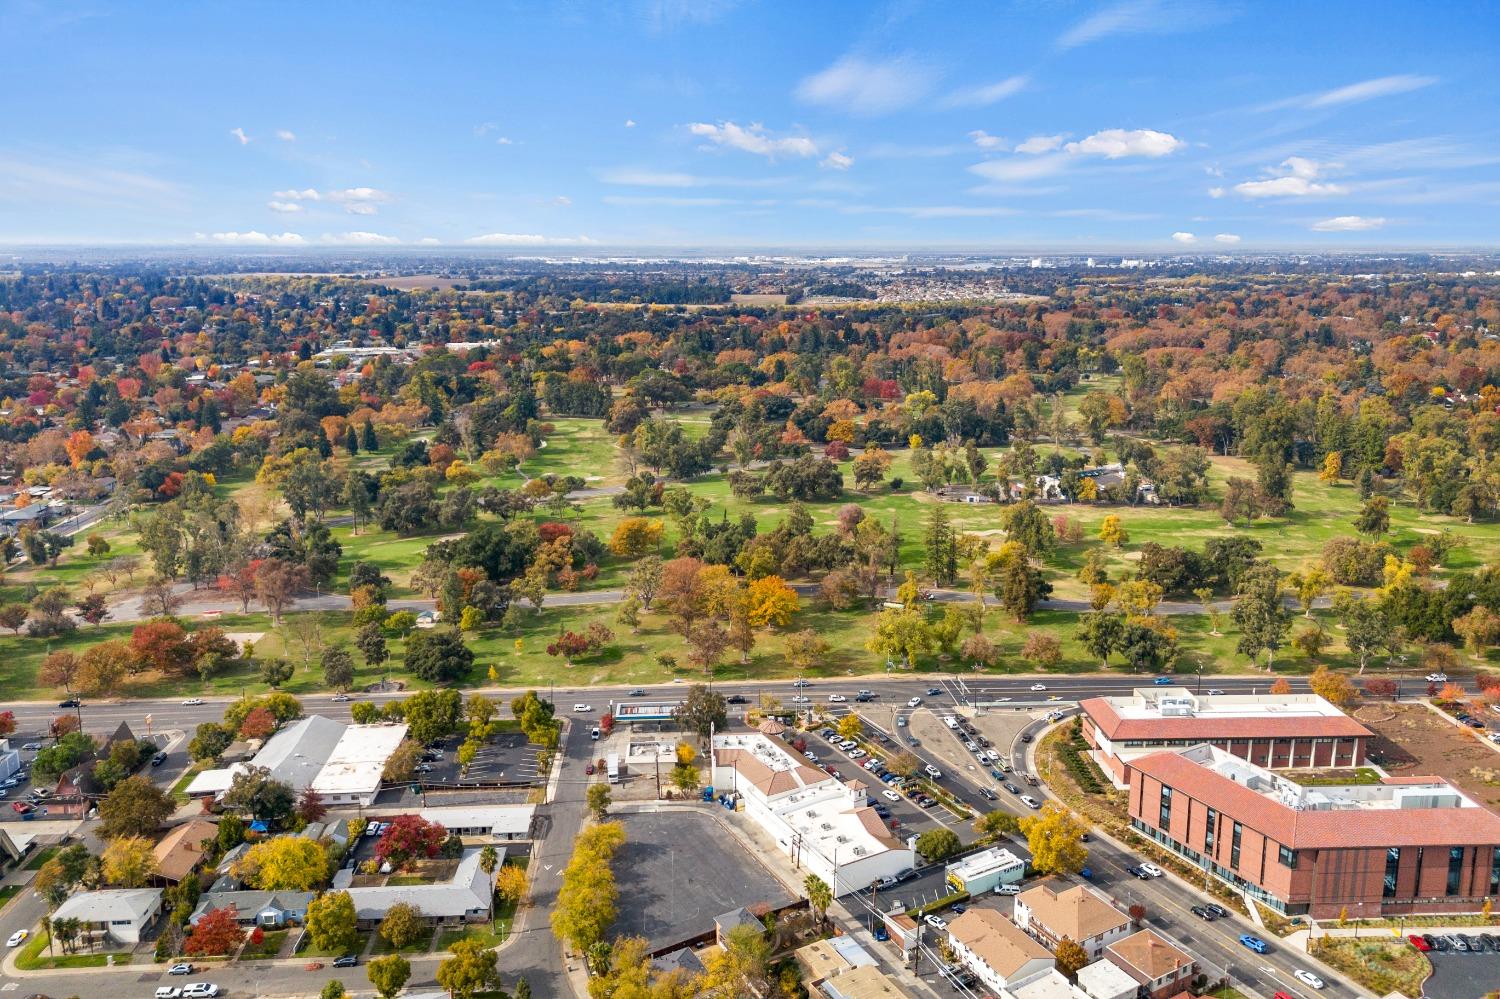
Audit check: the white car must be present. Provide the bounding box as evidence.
[924,765,942,778]
[791,695,810,703]
[964,741,978,751]
[6,929,27,947]
[828,693,847,703]
[882,789,901,801]
[156,988,184,999]
[907,697,922,707]
[183,986,220,999]
[1294,970,1325,990]
[849,749,867,760]
[1139,862,1163,878]
[986,749,1001,761]
[1030,683,1047,691]
[168,963,194,975]
[573,703,593,712]
[1426,672,1447,683]
[924,914,947,930]
[1019,795,1040,809]
[181,698,204,706]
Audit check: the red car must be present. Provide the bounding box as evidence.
[1273,993,1294,999]
[585,764,595,775]
[10,802,33,814]
[1408,934,1431,951]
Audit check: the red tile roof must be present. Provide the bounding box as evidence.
[1131,751,1500,849]
[1081,697,1373,742]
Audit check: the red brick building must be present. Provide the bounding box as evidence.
[1080,688,1372,786]
[1128,745,1500,918]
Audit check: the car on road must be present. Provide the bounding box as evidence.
[182,986,220,999]
[981,788,997,800]
[791,695,810,703]
[1206,688,1224,695]
[906,736,920,746]
[1406,934,1430,951]
[964,740,978,751]
[8,929,28,947]
[333,954,359,968]
[924,765,942,778]
[181,698,204,706]
[628,688,646,697]
[1273,993,1294,999]
[1426,672,1448,682]
[1205,903,1230,919]
[1019,795,1040,808]
[331,693,351,702]
[156,988,183,999]
[1153,676,1174,685]
[151,751,168,767]
[1190,905,1216,921]
[907,697,922,707]
[1030,683,1047,691]
[1139,862,1163,878]
[167,963,194,975]
[11,802,33,814]
[927,687,943,696]
[1238,934,1268,954]
[585,763,594,775]
[58,698,81,708]
[727,694,748,704]
[1126,866,1149,878]
[828,693,846,702]
[793,679,812,687]
[924,914,947,930]
[573,703,593,712]
[1003,782,1020,793]
[1293,970,1324,990]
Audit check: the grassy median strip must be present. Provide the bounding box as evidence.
[1310,938,1430,997]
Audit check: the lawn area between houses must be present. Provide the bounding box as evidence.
[370,926,434,955]
[1310,937,1430,997]
[239,928,288,959]
[295,929,371,958]
[14,929,126,970]
[23,846,59,871]
[438,857,528,952]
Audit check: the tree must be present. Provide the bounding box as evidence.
[974,810,1022,842]
[852,446,892,491]
[587,783,612,821]
[836,714,864,741]
[184,905,247,956]
[1334,591,1392,675]
[101,836,159,887]
[435,938,499,999]
[1287,568,1330,618]
[39,651,81,694]
[1318,451,1343,484]
[993,544,1051,622]
[296,787,328,826]
[866,607,934,668]
[496,863,529,909]
[1232,563,1290,671]
[321,646,355,691]
[1022,632,1062,669]
[1056,936,1089,978]
[1020,802,1088,875]
[1269,677,1292,695]
[355,621,389,671]
[805,873,833,926]
[1355,495,1390,537]
[674,684,727,742]
[304,889,359,955]
[405,628,474,683]
[785,629,831,674]
[402,688,464,745]
[626,555,664,609]
[552,822,624,955]
[238,705,278,740]
[76,593,110,627]
[237,835,329,890]
[609,517,664,557]
[322,983,347,999]
[0,604,27,635]
[1308,666,1358,707]
[367,954,412,999]
[258,657,294,689]
[915,828,962,863]
[375,814,447,870]
[254,558,308,622]
[99,775,175,838]
[222,766,297,825]
[1454,606,1500,658]
[1098,514,1128,548]
[745,575,799,629]
[923,505,958,585]
[378,902,427,950]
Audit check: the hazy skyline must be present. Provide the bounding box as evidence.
[2,0,1497,248]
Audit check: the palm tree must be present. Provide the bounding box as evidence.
[804,874,832,927]
[478,846,499,921]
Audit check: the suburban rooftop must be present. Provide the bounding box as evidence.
[1181,743,1477,812]
[1082,688,1372,740]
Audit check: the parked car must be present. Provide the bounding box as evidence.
[167,963,194,975]
[333,954,359,968]
[924,914,947,930]
[1139,863,1163,878]
[156,988,183,999]
[995,883,1021,896]
[907,697,922,707]
[1293,970,1324,990]
[182,986,220,999]
[927,687,942,696]
[11,803,33,814]
[1407,934,1430,951]
[1239,934,1268,954]
[151,751,168,767]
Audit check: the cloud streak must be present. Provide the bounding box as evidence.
[464,232,598,245]
[687,121,818,160]
[1233,157,1347,198]
[939,75,1028,108]
[1311,215,1385,231]
[795,53,935,114]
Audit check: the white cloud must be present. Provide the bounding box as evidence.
[1015,134,1066,155]
[229,127,250,145]
[496,137,513,145]
[1065,129,1184,159]
[968,130,1006,151]
[474,122,498,137]
[1214,233,1241,243]
[266,201,303,213]
[624,119,636,128]
[1233,157,1347,198]
[896,205,1018,218]
[1208,186,1226,198]
[553,195,573,206]
[205,230,305,245]
[604,195,742,207]
[275,129,296,142]
[464,232,598,245]
[969,154,1071,182]
[940,75,1028,108]
[1297,74,1438,109]
[320,231,401,245]
[268,187,394,214]
[1057,0,1230,50]
[417,237,442,245]
[794,54,935,115]
[599,169,700,187]
[687,121,818,160]
[1171,231,1197,244]
[1311,215,1385,231]
[820,151,854,171]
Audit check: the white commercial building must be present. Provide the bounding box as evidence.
[711,733,915,893]
[185,716,408,808]
[312,723,410,806]
[945,846,1026,895]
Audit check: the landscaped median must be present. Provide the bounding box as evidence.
[1310,937,1430,997]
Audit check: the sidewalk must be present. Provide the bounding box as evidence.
[1286,922,1499,951]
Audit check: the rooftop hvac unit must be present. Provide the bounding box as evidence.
[852,847,865,856]
[836,835,848,844]
[822,823,834,831]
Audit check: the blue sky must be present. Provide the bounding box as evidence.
[2,0,1497,249]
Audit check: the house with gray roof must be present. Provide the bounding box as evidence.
[189,889,315,928]
[51,888,163,945]
[332,847,497,927]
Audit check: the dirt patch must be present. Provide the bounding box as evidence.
[1360,703,1500,809]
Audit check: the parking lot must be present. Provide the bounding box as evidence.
[1423,948,1500,999]
[796,715,953,842]
[612,810,794,949]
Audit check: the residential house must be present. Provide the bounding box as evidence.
[152,819,218,886]
[51,888,163,945]
[794,937,877,987]
[651,946,706,981]
[332,847,496,928]
[189,890,314,928]
[411,804,536,841]
[820,966,907,999]
[1104,930,1198,999]
[1076,959,1141,999]
[1014,881,1132,960]
[713,906,765,946]
[947,909,1055,994]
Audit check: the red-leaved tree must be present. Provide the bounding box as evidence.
[238,706,277,740]
[129,619,193,675]
[184,906,246,956]
[0,711,15,737]
[374,814,447,871]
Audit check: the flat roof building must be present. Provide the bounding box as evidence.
[945,846,1027,896]
[1129,743,1500,918]
[186,716,407,808]
[712,733,915,893]
[1080,687,1371,786]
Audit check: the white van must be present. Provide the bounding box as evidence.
[995,883,1022,896]
[942,716,959,729]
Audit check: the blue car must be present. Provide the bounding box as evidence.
[1153,676,1174,685]
[874,926,889,941]
[1239,934,1268,954]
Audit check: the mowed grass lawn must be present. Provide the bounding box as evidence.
[6,414,1499,701]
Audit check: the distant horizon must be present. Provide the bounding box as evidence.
[2,2,1497,248]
